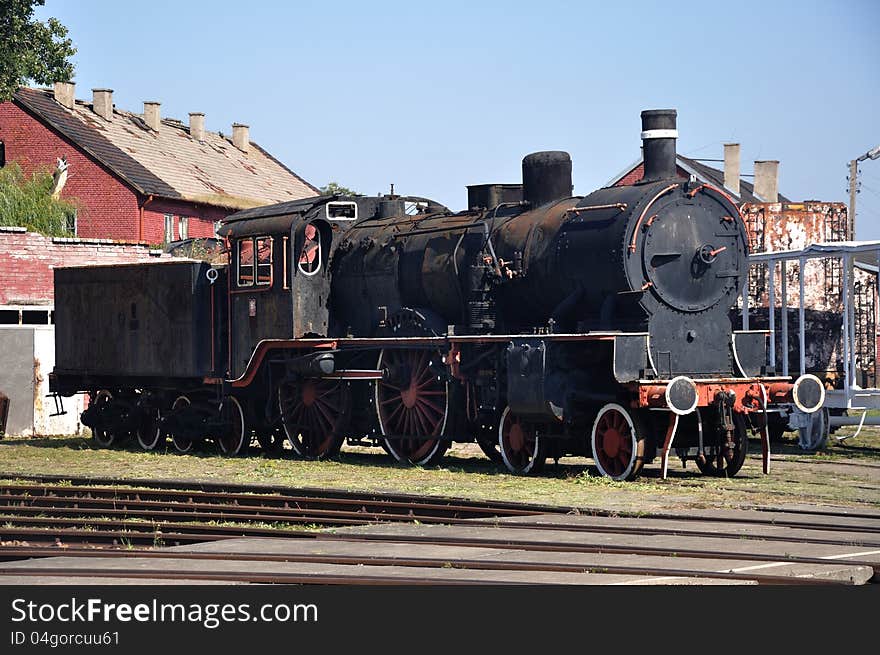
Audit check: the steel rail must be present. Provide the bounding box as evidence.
[0,484,534,519]
[3,518,877,577]
[0,568,492,586]
[1,502,877,547]
[0,474,564,515]
[312,531,880,577]
[0,547,837,586]
[0,503,473,527]
[1,482,875,534]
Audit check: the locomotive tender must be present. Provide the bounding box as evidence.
[50,109,825,479]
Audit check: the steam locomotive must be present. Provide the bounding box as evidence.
[50,109,824,479]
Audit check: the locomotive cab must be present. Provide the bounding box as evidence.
[220,197,341,379]
[220,195,448,379]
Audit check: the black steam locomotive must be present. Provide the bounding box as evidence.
[50,109,824,479]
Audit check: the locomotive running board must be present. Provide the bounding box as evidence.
[230,333,644,387]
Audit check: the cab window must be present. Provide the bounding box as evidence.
[237,239,254,286]
[256,237,273,285]
[237,236,273,287]
[298,223,321,276]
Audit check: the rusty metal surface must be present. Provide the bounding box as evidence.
[742,201,876,383]
[744,202,847,310]
[54,261,218,379]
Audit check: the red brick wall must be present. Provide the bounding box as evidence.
[0,227,169,305]
[0,101,234,244]
[0,102,141,241]
[142,198,227,244]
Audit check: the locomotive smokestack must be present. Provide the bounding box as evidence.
[522,151,572,208]
[640,109,678,181]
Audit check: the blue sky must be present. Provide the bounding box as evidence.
[36,0,880,238]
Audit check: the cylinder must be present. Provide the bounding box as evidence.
[641,109,678,181]
[522,151,572,208]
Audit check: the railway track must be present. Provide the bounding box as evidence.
[0,545,838,585]
[0,474,877,585]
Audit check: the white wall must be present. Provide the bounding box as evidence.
[0,326,84,436]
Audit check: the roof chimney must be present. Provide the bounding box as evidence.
[232,123,249,153]
[143,101,160,131]
[189,112,205,142]
[53,81,75,109]
[753,160,779,202]
[723,143,740,196]
[92,88,113,120]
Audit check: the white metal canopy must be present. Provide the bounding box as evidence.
[744,241,880,436]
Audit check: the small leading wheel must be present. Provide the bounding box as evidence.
[798,408,830,452]
[216,396,247,456]
[278,379,350,459]
[135,402,163,451]
[90,390,116,448]
[498,406,546,474]
[695,409,748,477]
[169,395,194,453]
[375,348,449,466]
[591,403,647,481]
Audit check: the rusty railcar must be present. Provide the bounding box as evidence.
[50,109,823,479]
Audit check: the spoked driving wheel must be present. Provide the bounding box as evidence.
[278,379,351,459]
[375,348,449,466]
[591,403,647,481]
[169,395,194,453]
[216,396,247,456]
[498,406,546,474]
[135,400,163,451]
[695,409,748,477]
[90,390,116,447]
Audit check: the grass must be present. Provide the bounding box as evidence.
[0,428,877,513]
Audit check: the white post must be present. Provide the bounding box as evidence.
[842,258,851,402]
[799,257,806,376]
[848,252,858,389]
[781,260,789,377]
[768,260,776,369]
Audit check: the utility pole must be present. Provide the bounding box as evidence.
[848,144,880,239]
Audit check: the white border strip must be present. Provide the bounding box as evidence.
[640,129,678,139]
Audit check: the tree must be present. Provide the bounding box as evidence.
[0,161,79,236]
[320,181,361,197]
[0,0,76,102]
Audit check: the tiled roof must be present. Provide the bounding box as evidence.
[677,155,791,204]
[13,87,318,209]
[605,154,791,204]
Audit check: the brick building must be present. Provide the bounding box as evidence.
[0,82,318,243]
[0,83,319,435]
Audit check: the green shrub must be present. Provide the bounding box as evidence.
[0,161,80,236]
